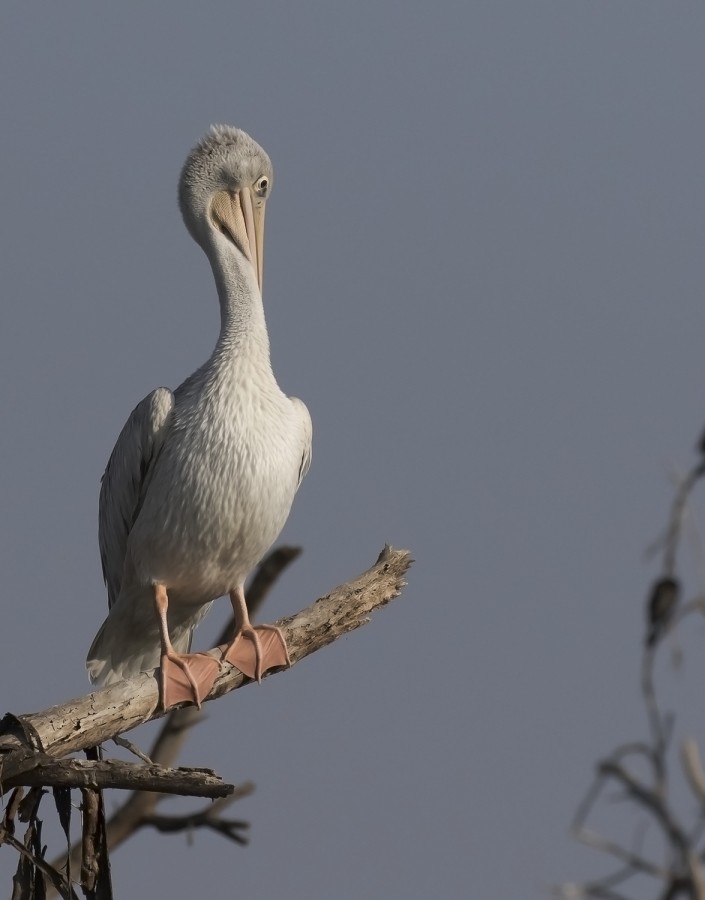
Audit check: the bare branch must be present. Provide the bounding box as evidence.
[598,761,688,858]
[111,735,152,764]
[3,758,234,797]
[571,773,666,880]
[597,759,705,894]
[0,546,412,787]
[140,791,255,847]
[645,460,705,576]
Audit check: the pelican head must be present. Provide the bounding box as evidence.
[179,125,273,291]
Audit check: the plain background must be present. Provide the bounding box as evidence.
[2,3,705,897]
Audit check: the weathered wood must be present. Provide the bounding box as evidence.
[0,547,412,788]
[3,758,233,797]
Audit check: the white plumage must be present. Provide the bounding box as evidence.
[87,126,311,705]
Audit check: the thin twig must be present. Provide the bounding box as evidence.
[140,790,255,847]
[111,736,152,765]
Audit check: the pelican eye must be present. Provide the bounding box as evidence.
[254,175,269,197]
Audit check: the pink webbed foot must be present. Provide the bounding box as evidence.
[222,624,291,682]
[159,651,221,710]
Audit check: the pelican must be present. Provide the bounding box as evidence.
[86,125,312,709]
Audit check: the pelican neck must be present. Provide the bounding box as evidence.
[209,249,273,373]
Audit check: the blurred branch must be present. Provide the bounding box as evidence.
[596,760,689,860]
[681,740,705,806]
[645,460,705,578]
[570,774,665,880]
[557,647,705,897]
[556,437,705,899]
[140,789,254,846]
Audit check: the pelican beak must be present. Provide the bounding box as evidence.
[210,188,266,293]
[239,187,265,294]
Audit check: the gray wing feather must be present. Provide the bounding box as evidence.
[98,387,174,607]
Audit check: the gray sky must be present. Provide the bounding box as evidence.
[1,3,705,897]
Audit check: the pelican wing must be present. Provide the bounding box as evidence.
[98,387,174,607]
[291,396,313,488]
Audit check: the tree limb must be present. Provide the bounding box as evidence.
[0,546,412,787]
[2,758,234,797]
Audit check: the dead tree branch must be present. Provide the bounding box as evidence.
[0,545,412,786]
[2,543,410,789]
[3,758,234,796]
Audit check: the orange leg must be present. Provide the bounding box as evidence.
[154,584,220,710]
[222,586,290,681]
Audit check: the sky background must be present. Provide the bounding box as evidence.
[1,3,705,898]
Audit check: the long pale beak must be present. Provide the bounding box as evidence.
[210,188,266,293]
[240,187,265,293]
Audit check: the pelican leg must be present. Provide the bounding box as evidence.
[154,584,220,710]
[222,586,290,682]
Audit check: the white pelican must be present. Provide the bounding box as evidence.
[86,126,312,709]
